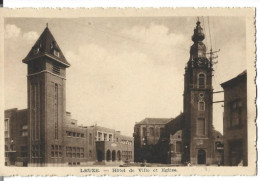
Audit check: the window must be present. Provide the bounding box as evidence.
[197,118,206,136]
[149,127,154,136]
[198,101,205,111]
[142,127,147,137]
[54,83,58,140]
[198,73,206,88]
[160,127,164,137]
[53,49,60,57]
[21,124,28,137]
[33,48,39,54]
[52,63,61,75]
[66,146,84,158]
[32,144,41,158]
[89,133,92,145]
[4,118,9,138]
[21,131,28,136]
[109,134,112,141]
[230,100,242,127]
[98,132,102,141]
[51,144,62,158]
[155,127,160,137]
[176,141,182,153]
[104,133,107,141]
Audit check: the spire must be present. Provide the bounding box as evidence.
[189,20,207,61]
[22,26,70,67]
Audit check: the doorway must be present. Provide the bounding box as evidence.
[197,149,206,164]
[97,150,103,162]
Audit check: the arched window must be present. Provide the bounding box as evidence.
[149,127,154,136]
[198,101,205,111]
[198,73,206,88]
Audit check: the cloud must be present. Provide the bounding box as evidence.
[5,24,21,39]
[5,24,39,42]
[120,23,190,66]
[23,31,39,41]
[62,23,191,135]
[65,41,184,135]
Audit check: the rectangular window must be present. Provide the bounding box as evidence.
[104,133,107,141]
[53,50,60,58]
[109,134,112,141]
[176,141,182,153]
[160,127,164,137]
[51,145,62,158]
[98,132,102,141]
[149,127,154,136]
[155,127,160,137]
[4,118,9,138]
[197,118,206,136]
[230,100,242,127]
[89,133,92,145]
[142,127,147,137]
[198,101,205,111]
[54,83,58,140]
[21,131,28,136]
[22,125,28,130]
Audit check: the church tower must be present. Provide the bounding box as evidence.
[182,20,214,165]
[22,25,70,165]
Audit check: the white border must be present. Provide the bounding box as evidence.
[1,0,259,181]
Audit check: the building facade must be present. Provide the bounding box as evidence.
[4,26,133,166]
[133,118,174,163]
[221,71,247,166]
[182,20,215,165]
[134,20,224,165]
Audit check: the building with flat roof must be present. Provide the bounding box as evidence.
[4,25,133,167]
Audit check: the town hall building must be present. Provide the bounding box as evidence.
[4,26,134,166]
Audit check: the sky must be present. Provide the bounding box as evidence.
[4,16,246,136]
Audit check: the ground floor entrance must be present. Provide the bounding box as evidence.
[197,149,206,164]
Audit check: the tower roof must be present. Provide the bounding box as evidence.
[189,20,207,61]
[22,26,70,67]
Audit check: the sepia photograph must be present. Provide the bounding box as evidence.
[0,8,256,176]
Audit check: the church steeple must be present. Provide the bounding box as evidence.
[182,18,214,165]
[22,26,70,67]
[189,20,207,62]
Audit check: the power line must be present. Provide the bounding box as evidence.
[207,16,212,50]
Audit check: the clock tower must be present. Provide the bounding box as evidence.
[23,25,70,165]
[182,20,214,165]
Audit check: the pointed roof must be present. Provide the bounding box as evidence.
[22,26,70,67]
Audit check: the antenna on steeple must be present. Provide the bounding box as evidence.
[46,23,48,28]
